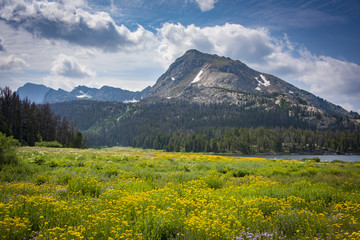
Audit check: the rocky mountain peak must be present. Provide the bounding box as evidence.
[148,49,355,119]
[149,49,288,99]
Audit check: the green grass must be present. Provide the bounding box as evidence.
[0,146,359,239]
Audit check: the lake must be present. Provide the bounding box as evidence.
[247,155,360,162]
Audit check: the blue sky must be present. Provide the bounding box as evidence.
[0,0,360,112]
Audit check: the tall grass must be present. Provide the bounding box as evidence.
[0,147,359,239]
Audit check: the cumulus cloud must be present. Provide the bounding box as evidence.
[0,54,27,71]
[256,48,360,100]
[298,55,360,97]
[51,54,95,78]
[157,23,275,66]
[193,0,218,12]
[0,0,155,51]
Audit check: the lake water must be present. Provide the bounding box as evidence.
[246,155,360,162]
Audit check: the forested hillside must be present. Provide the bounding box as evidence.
[50,100,127,131]
[0,87,84,147]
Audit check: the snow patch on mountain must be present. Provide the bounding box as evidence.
[255,74,271,91]
[76,91,92,99]
[123,98,139,103]
[259,74,270,86]
[192,69,204,83]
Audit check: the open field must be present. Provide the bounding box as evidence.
[1,147,360,239]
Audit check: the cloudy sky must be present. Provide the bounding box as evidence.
[0,0,360,112]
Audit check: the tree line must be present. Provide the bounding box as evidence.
[130,127,360,154]
[0,87,84,148]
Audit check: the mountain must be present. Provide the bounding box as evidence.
[149,49,353,118]
[37,49,360,152]
[16,83,151,104]
[17,83,52,104]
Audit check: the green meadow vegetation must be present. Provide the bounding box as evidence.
[0,143,359,239]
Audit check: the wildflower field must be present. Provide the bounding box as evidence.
[0,147,360,240]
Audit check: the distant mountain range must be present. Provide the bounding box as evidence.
[17,83,151,104]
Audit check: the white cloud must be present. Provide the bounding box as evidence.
[0,54,27,71]
[51,54,95,78]
[157,23,213,65]
[257,48,360,101]
[157,23,274,66]
[299,56,360,97]
[193,0,218,12]
[0,0,155,51]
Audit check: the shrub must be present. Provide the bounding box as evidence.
[0,133,20,166]
[232,169,250,178]
[301,157,320,162]
[35,141,63,148]
[29,153,46,165]
[203,174,223,189]
[331,160,344,163]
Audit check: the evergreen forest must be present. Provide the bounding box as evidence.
[0,87,84,148]
[50,99,360,154]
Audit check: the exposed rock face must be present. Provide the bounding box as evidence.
[149,49,354,118]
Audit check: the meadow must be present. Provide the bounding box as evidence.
[0,147,359,240]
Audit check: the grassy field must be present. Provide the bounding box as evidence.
[0,147,360,239]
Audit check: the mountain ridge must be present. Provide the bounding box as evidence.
[17,83,151,104]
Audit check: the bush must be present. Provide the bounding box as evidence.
[35,141,63,148]
[0,133,20,166]
[232,169,250,178]
[331,160,344,163]
[301,157,320,162]
[203,174,223,189]
[29,153,46,165]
